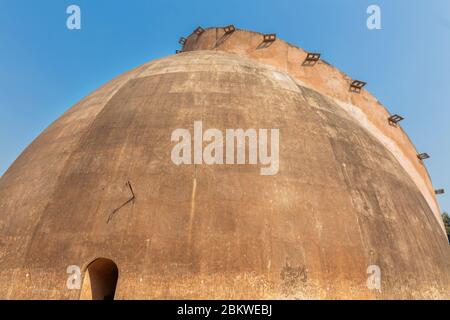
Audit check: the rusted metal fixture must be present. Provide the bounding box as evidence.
[350,80,367,93]
[263,33,276,42]
[223,24,236,34]
[303,52,321,66]
[194,26,205,36]
[107,181,136,224]
[417,153,430,161]
[388,114,404,126]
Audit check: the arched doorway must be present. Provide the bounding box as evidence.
[81,258,119,300]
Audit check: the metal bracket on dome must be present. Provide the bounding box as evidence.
[178,37,187,45]
[435,189,445,195]
[263,34,276,43]
[107,181,136,224]
[223,25,236,34]
[417,153,430,161]
[350,80,366,93]
[388,114,404,126]
[214,25,236,48]
[194,27,205,36]
[257,33,277,49]
[303,52,321,66]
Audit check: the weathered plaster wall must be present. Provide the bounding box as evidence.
[0,30,449,300]
[183,27,444,233]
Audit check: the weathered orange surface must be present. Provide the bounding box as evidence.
[0,28,449,299]
[184,28,443,231]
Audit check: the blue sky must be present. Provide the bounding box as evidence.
[0,0,449,213]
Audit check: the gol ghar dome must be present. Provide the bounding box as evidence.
[0,26,449,300]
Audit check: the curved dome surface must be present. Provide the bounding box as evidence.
[0,29,449,299]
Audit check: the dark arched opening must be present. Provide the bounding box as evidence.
[85,258,119,300]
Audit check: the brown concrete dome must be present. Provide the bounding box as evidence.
[0,27,449,299]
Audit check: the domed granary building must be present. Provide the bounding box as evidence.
[0,27,449,299]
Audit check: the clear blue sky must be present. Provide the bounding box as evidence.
[0,0,449,213]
